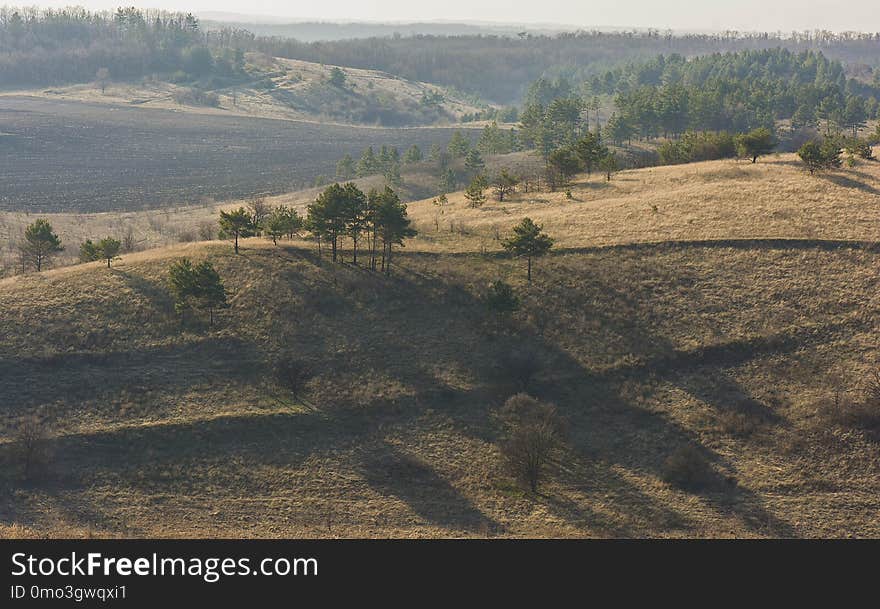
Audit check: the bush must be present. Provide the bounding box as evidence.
[498,394,565,493]
[12,415,51,479]
[498,348,541,391]
[822,371,880,437]
[173,87,220,108]
[486,280,519,320]
[662,445,715,490]
[658,131,737,165]
[275,356,314,403]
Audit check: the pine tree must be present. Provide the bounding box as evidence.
[218,207,255,254]
[501,217,554,281]
[464,175,488,208]
[21,219,63,272]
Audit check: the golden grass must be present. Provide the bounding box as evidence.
[0,54,485,126]
[403,153,880,252]
[2,153,879,538]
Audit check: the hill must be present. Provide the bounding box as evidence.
[1,154,879,538]
[8,54,488,127]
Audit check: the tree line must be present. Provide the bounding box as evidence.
[0,7,243,86]
[211,26,880,104]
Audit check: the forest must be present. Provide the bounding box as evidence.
[3,7,880,105]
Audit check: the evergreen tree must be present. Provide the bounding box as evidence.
[502,217,554,282]
[574,131,608,176]
[79,239,101,263]
[336,154,356,180]
[218,207,255,254]
[403,144,423,164]
[357,146,379,177]
[492,169,519,202]
[96,237,121,268]
[21,219,63,272]
[447,130,470,158]
[464,175,488,208]
[464,148,485,175]
[735,127,777,163]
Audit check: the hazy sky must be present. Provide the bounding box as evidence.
[35,0,880,32]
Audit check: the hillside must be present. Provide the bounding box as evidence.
[1,154,879,538]
[4,54,488,127]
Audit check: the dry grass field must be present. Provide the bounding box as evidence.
[1,152,878,538]
[3,54,488,127]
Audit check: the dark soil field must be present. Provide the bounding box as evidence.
[0,96,472,213]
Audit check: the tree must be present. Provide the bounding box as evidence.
[13,415,50,480]
[193,260,227,326]
[843,96,868,138]
[218,207,255,254]
[735,127,777,163]
[464,175,488,208]
[20,219,63,272]
[307,183,365,263]
[357,146,379,177]
[336,153,356,179]
[502,217,554,281]
[274,356,313,404]
[403,144,423,164]
[574,131,608,176]
[343,184,368,264]
[547,147,580,189]
[798,141,824,175]
[486,280,519,321]
[79,239,101,263]
[328,66,347,88]
[247,197,271,234]
[599,151,619,181]
[798,139,842,174]
[498,393,565,493]
[464,148,485,175]
[384,160,402,188]
[95,67,110,94]
[168,258,227,325]
[371,186,416,274]
[492,169,519,202]
[447,130,470,158]
[266,205,303,244]
[96,237,121,268]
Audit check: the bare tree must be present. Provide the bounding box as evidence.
[13,415,51,479]
[498,394,565,493]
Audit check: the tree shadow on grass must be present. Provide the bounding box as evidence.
[360,441,499,533]
[2,241,830,537]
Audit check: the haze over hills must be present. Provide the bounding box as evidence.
[2,4,880,541]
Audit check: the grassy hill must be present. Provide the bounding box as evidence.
[1,154,879,538]
[5,54,488,128]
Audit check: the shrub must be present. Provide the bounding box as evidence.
[662,445,715,490]
[173,87,220,107]
[498,394,566,493]
[12,415,51,479]
[822,371,880,437]
[275,356,314,403]
[658,131,737,165]
[499,348,541,391]
[486,280,519,321]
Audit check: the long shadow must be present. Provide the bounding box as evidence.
[360,441,498,532]
[0,336,262,412]
[8,240,860,536]
[818,173,880,195]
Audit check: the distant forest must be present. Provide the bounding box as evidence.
[229,29,880,103]
[3,7,880,105]
[520,49,880,152]
[0,7,241,86]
